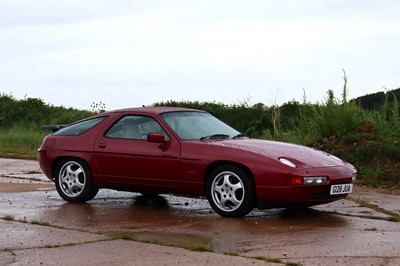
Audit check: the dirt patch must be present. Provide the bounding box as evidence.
[0,183,55,193]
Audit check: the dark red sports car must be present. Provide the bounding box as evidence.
[38,107,356,217]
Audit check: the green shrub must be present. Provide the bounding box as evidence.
[382,144,398,160]
[1,81,400,188]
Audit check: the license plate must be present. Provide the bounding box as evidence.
[330,184,353,195]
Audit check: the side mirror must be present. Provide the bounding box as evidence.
[147,133,166,143]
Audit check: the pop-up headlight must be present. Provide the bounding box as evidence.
[279,158,296,168]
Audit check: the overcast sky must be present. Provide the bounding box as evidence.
[0,0,399,110]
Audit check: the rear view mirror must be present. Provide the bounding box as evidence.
[147,133,166,143]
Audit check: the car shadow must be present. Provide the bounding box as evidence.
[132,194,170,209]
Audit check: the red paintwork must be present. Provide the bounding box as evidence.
[38,107,356,208]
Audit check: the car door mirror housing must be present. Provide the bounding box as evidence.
[147,133,166,143]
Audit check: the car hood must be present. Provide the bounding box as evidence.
[213,138,346,168]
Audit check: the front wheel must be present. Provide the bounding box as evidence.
[206,165,256,217]
[55,158,99,203]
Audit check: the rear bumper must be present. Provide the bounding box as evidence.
[37,149,53,181]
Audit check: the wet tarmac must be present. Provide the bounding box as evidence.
[1,158,400,265]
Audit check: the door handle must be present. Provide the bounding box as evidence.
[98,139,107,148]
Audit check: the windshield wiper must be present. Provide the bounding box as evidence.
[200,134,230,141]
[233,133,247,139]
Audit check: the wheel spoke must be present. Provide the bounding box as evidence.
[72,167,83,177]
[228,196,241,208]
[230,182,243,193]
[219,194,229,207]
[67,182,75,194]
[74,181,84,190]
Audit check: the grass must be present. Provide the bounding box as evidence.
[31,220,51,226]
[357,165,385,188]
[187,244,213,252]
[0,125,46,159]
[44,244,60,248]
[223,251,239,256]
[45,242,77,248]
[1,215,68,228]
[25,170,42,174]
[251,255,282,263]
[348,197,400,222]
[2,215,15,221]
[1,85,400,188]
[248,255,303,265]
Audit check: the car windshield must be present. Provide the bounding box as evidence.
[160,111,240,140]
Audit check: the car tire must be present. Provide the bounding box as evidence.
[206,165,256,217]
[55,158,99,203]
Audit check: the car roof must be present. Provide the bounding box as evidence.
[101,106,205,116]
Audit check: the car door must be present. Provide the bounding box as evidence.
[93,114,180,191]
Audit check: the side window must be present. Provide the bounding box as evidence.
[105,115,170,141]
[54,117,107,136]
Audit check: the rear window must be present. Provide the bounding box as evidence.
[53,117,107,136]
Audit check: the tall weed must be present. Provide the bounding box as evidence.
[308,72,362,139]
[1,81,400,188]
[0,124,47,159]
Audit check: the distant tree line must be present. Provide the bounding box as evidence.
[156,86,400,145]
[0,93,93,129]
[354,88,400,110]
[1,86,399,142]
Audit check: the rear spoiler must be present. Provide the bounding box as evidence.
[42,125,68,133]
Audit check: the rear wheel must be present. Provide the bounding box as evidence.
[55,158,99,203]
[206,165,256,217]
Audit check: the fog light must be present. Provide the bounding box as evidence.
[304,176,327,185]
